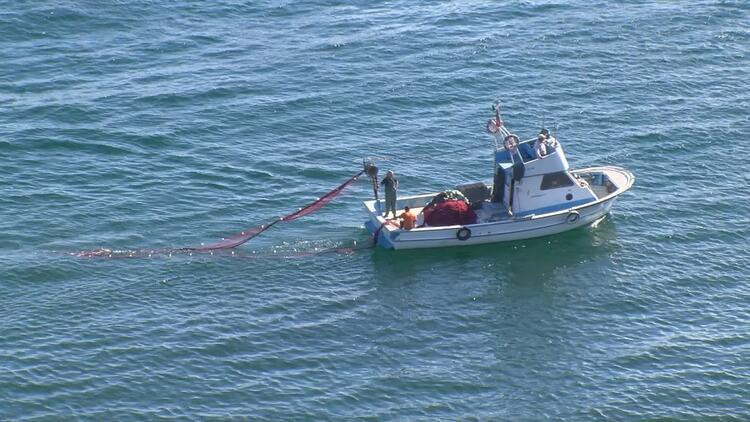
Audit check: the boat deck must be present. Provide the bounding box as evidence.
[379,201,511,229]
[589,184,610,200]
[474,202,512,223]
[380,205,427,227]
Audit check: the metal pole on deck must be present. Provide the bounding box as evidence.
[363,159,380,210]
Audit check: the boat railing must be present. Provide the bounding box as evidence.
[493,136,537,151]
[496,138,560,165]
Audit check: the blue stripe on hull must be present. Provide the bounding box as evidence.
[364,219,394,249]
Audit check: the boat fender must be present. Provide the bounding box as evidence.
[456,227,472,241]
[566,211,580,224]
[503,134,519,151]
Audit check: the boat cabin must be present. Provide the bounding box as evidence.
[492,136,597,217]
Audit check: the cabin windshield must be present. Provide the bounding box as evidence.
[540,172,574,190]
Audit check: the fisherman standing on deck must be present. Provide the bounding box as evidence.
[381,170,399,218]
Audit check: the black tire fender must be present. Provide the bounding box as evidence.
[566,211,580,224]
[456,227,472,241]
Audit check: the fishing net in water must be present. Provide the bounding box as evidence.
[190,220,281,251]
[189,169,364,251]
[76,170,365,257]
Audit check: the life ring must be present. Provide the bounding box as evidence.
[566,211,580,224]
[486,118,503,134]
[503,134,519,151]
[456,227,472,241]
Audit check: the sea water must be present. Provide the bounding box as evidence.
[1,1,748,419]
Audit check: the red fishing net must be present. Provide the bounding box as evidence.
[192,221,280,251]
[192,170,364,250]
[76,170,365,257]
[423,199,476,227]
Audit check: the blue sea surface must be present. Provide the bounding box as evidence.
[1,1,749,419]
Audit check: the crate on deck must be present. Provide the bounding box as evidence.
[456,182,491,210]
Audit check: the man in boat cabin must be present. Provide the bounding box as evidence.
[399,206,416,230]
[381,170,399,218]
[535,129,560,159]
[541,128,559,150]
[534,134,548,159]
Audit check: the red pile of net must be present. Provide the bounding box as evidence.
[423,200,476,227]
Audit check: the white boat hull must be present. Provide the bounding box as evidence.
[364,166,633,250]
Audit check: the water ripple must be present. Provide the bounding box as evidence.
[2,0,749,419]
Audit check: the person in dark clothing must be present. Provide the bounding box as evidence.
[381,170,399,218]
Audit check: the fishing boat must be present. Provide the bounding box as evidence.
[363,103,634,250]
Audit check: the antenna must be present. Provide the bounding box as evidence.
[487,98,505,150]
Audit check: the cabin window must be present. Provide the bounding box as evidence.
[540,172,575,190]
